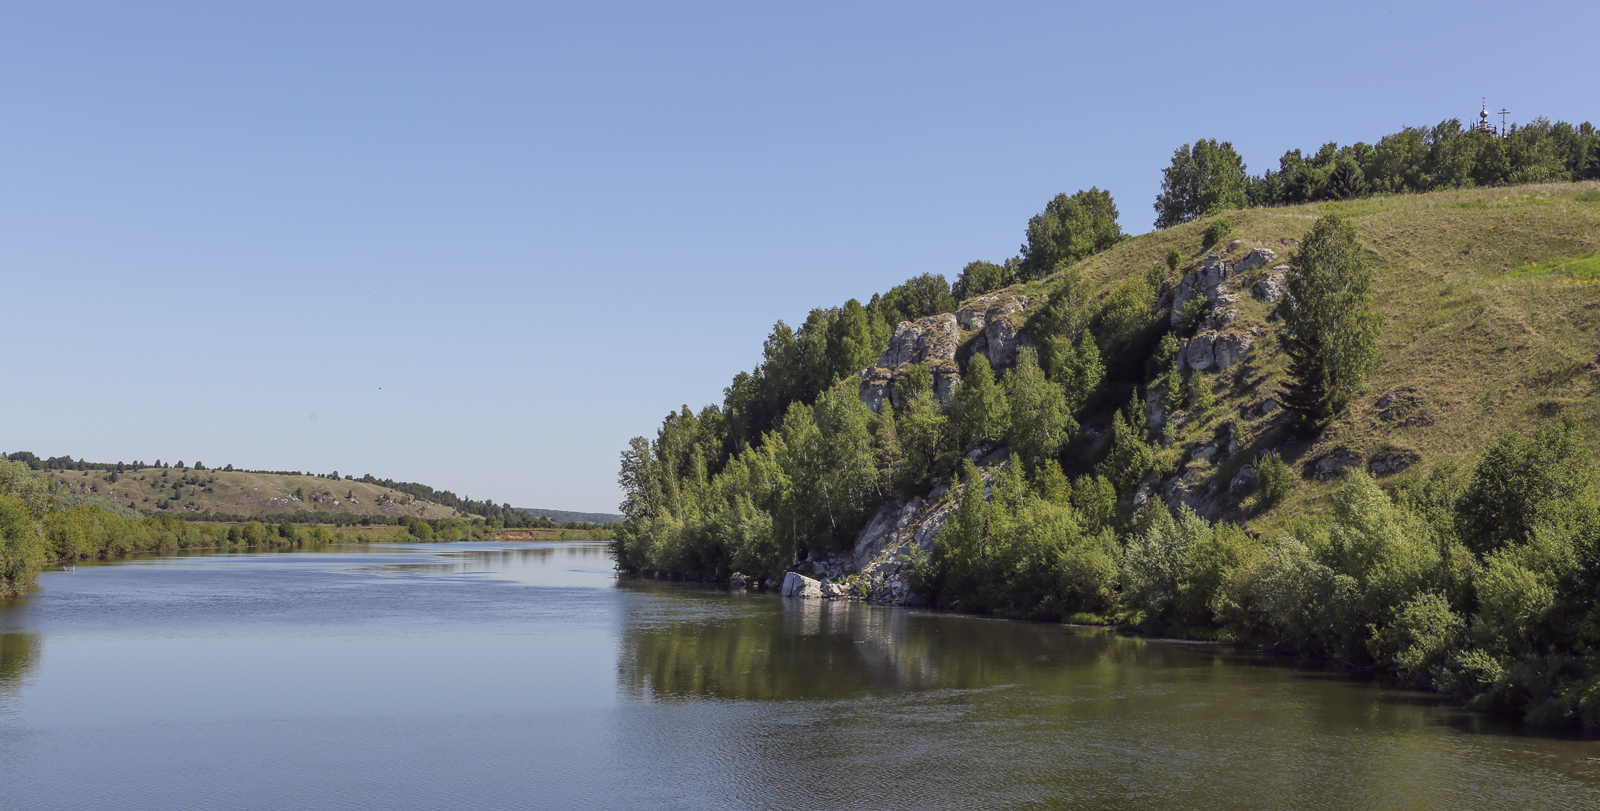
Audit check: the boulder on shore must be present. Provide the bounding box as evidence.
[781,571,823,599]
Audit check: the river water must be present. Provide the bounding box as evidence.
[0,541,1595,810]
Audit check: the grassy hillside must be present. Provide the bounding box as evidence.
[44,467,467,521]
[1051,181,1600,530]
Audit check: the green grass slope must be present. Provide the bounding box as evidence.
[44,467,467,521]
[1025,181,1600,529]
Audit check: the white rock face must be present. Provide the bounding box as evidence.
[980,317,1033,369]
[781,571,823,599]
[858,366,896,413]
[1253,265,1290,303]
[1171,254,1233,326]
[1229,464,1257,492]
[1179,331,1254,373]
[1235,247,1278,276]
[1145,388,1166,434]
[877,313,961,368]
[956,294,1029,332]
[859,313,963,412]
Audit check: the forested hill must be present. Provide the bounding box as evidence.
[516,508,625,525]
[1,452,599,528]
[612,114,1600,729]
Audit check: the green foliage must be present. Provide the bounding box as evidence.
[1146,332,1179,381]
[1153,138,1249,228]
[952,260,1016,301]
[0,495,49,596]
[1019,188,1125,280]
[1253,451,1293,511]
[1097,406,1155,498]
[873,273,956,326]
[1200,217,1234,250]
[1370,592,1464,686]
[1278,215,1379,428]
[1004,348,1075,477]
[1121,504,1207,623]
[1454,414,1593,556]
[947,354,1010,452]
[1174,295,1208,337]
[1088,277,1159,371]
[896,386,950,488]
[1048,330,1104,412]
[929,461,1117,619]
[1246,118,1600,206]
[1186,374,1216,419]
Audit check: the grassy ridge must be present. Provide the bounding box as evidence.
[43,468,467,521]
[1063,181,1600,529]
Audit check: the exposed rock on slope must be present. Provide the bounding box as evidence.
[959,294,1036,371]
[858,314,963,413]
[1179,330,1255,373]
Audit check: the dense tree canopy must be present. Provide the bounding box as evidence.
[1019,188,1124,279]
[1278,215,1380,428]
[1153,139,1249,228]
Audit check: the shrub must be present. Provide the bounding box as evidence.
[1255,451,1292,511]
[1371,591,1463,685]
[1175,295,1209,336]
[1201,217,1234,250]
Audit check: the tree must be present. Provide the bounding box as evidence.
[1019,189,1124,279]
[1278,215,1379,428]
[1004,348,1074,476]
[872,273,956,325]
[1097,404,1155,497]
[1153,139,1248,228]
[947,354,1010,452]
[1455,415,1593,556]
[826,298,879,382]
[1047,329,1104,411]
[953,260,1013,301]
[896,386,949,486]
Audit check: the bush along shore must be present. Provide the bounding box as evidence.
[614,134,1600,732]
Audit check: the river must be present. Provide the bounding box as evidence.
[0,541,1595,810]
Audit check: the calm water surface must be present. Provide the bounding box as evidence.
[1,541,1595,810]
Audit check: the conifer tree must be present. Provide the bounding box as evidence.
[1279,215,1380,429]
[1004,348,1074,476]
[948,354,1010,452]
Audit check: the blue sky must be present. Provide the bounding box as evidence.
[5,1,1596,513]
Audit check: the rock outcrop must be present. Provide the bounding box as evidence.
[978,317,1033,369]
[1310,447,1362,480]
[1178,330,1254,373]
[956,294,1029,332]
[962,295,1035,372]
[1171,254,1233,326]
[858,313,963,412]
[1253,265,1290,303]
[878,314,960,369]
[1369,448,1420,476]
[1235,247,1277,276]
[1145,388,1166,435]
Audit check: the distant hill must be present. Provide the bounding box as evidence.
[515,507,624,525]
[38,466,466,521]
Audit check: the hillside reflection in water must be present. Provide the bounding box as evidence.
[0,541,1594,811]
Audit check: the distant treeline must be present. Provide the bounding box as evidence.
[0,451,599,529]
[515,507,625,525]
[0,459,497,596]
[1154,117,1600,227]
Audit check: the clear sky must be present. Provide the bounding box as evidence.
[5,1,1597,513]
